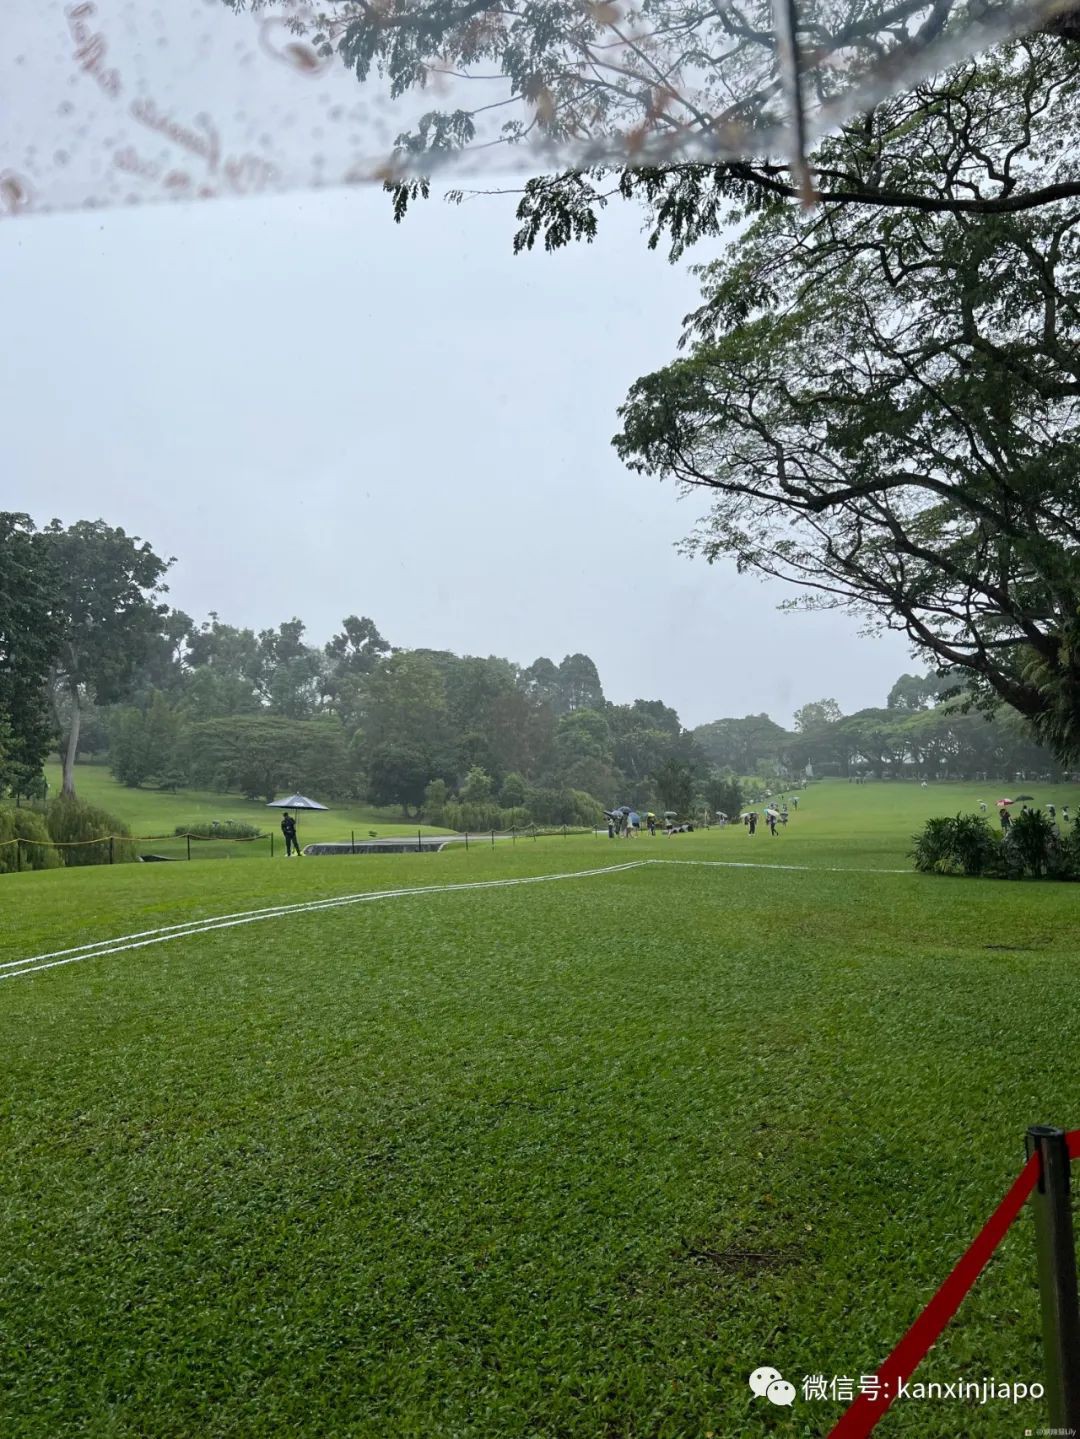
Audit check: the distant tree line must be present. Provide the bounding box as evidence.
[0,515,1070,836]
[692,675,1067,785]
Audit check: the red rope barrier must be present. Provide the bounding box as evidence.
[828,1129,1080,1439]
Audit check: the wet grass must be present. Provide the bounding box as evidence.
[2,783,1078,1437]
[41,760,452,848]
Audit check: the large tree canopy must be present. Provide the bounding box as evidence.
[238,1,1080,244]
[0,514,61,792]
[264,6,1080,755]
[614,37,1080,759]
[44,520,173,797]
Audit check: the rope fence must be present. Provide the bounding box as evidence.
[0,831,276,866]
[1,825,606,866]
[829,1125,1080,1437]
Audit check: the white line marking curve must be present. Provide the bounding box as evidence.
[2,857,915,982]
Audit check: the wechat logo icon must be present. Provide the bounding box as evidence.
[749,1366,796,1407]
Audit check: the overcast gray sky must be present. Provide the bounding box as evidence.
[1,183,912,728]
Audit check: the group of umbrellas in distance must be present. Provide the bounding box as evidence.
[274,794,710,840]
[605,806,695,833]
[267,793,1038,838]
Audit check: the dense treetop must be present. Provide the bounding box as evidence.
[0,515,1067,826]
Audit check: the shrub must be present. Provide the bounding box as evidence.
[173,821,264,840]
[1052,825,1080,881]
[946,812,1001,876]
[910,813,1000,877]
[422,778,449,824]
[526,787,602,827]
[911,808,1080,881]
[0,805,63,874]
[46,795,136,866]
[1006,808,1058,878]
[442,799,505,833]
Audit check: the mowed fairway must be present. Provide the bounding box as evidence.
[3,783,1079,1438]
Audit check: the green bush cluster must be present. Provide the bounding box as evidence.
[911,809,1080,880]
[0,805,63,874]
[46,795,136,866]
[424,772,602,833]
[173,821,264,840]
[439,801,529,833]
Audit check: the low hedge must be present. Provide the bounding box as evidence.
[911,809,1080,880]
[173,821,264,840]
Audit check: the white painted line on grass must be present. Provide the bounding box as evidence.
[2,856,917,983]
[1,862,651,981]
[654,859,913,875]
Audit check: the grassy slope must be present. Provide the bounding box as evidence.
[3,780,1079,1439]
[43,761,452,843]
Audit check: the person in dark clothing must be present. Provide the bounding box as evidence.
[748,812,758,835]
[999,808,1011,832]
[281,812,302,856]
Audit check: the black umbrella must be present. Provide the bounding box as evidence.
[266,793,329,830]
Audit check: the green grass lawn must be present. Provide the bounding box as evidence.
[41,761,452,855]
[3,780,1079,1438]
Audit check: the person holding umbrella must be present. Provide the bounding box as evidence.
[281,811,302,857]
[266,792,328,856]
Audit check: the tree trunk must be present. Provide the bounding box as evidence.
[62,684,81,797]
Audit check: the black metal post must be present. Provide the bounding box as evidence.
[15,839,21,873]
[187,834,192,861]
[465,831,469,851]
[418,828,422,854]
[351,830,355,854]
[491,829,495,848]
[109,835,114,865]
[1026,1125,1080,1429]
